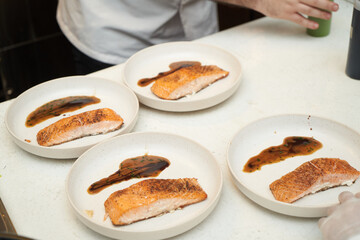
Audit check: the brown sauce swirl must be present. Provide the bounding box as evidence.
[87,154,170,194]
[243,136,322,173]
[137,61,201,87]
[26,96,100,127]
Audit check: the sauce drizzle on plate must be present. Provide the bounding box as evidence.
[26,96,100,127]
[243,136,322,173]
[87,154,170,194]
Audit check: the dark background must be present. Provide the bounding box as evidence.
[0,0,263,102]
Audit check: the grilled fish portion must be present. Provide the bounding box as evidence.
[37,108,123,147]
[269,158,360,203]
[104,178,207,225]
[151,64,229,100]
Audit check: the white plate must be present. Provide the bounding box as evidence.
[123,41,242,112]
[227,114,360,217]
[5,76,139,159]
[66,132,222,240]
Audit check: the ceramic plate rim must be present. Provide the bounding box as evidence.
[227,114,360,217]
[122,41,242,112]
[5,76,139,159]
[66,131,223,239]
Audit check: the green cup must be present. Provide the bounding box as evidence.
[306,16,332,37]
[306,0,333,37]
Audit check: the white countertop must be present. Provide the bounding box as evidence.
[1,0,359,239]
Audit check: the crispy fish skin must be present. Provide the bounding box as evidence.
[151,65,229,100]
[104,178,207,226]
[37,108,123,147]
[269,158,360,203]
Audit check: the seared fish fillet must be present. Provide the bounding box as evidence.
[104,178,207,225]
[37,108,123,147]
[269,158,360,203]
[151,64,229,100]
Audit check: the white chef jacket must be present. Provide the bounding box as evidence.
[57,0,219,64]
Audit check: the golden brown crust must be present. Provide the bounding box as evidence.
[110,178,206,198]
[104,178,207,225]
[269,158,360,203]
[151,65,229,100]
[37,108,123,146]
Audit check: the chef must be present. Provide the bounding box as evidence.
[56,0,338,74]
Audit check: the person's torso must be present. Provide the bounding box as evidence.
[57,0,218,64]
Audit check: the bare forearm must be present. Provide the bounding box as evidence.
[213,0,339,30]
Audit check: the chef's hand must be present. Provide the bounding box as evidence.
[252,0,339,29]
[318,191,360,240]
